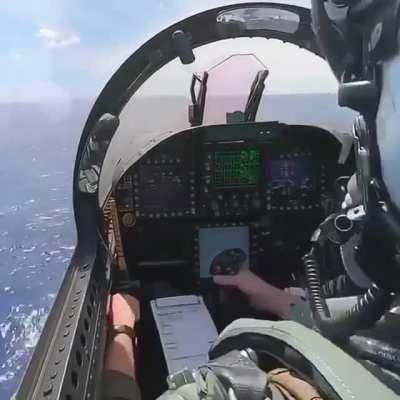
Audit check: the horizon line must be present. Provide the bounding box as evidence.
[0,92,338,106]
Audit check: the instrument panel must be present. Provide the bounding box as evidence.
[116,123,338,221]
[114,122,350,285]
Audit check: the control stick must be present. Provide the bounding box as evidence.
[209,248,249,327]
[210,248,248,276]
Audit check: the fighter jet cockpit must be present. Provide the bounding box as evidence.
[98,50,353,390]
[17,3,400,400]
[78,5,358,396]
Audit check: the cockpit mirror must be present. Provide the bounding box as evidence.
[78,113,120,194]
[216,6,300,35]
[172,30,195,65]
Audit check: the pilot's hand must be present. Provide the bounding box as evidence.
[109,293,141,329]
[213,269,271,307]
[213,268,257,292]
[213,269,299,318]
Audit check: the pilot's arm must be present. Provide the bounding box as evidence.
[213,266,304,318]
[103,293,141,400]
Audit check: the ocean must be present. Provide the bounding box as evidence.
[0,100,88,398]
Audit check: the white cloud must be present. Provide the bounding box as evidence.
[37,27,80,48]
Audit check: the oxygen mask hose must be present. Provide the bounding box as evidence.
[303,214,393,340]
[321,274,365,298]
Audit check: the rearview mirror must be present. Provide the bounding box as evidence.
[216,6,300,34]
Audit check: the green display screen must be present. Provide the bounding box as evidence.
[213,149,261,186]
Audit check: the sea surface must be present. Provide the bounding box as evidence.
[0,100,88,399]
[0,178,75,398]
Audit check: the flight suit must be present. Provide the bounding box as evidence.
[103,319,398,400]
[103,366,322,400]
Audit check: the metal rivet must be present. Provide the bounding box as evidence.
[58,344,65,352]
[43,383,53,396]
[63,329,69,337]
[43,382,53,396]
[50,370,58,379]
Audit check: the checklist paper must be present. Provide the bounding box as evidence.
[150,295,218,373]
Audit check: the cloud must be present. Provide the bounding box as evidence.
[37,27,80,48]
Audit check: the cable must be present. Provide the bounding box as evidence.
[321,274,364,298]
[303,248,392,339]
[349,334,400,373]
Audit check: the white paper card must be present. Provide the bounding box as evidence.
[150,295,218,373]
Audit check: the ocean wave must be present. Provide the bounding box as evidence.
[0,305,48,385]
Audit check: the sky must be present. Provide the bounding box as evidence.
[0,0,338,103]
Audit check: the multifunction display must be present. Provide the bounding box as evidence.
[266,155,321,211]
[131,142,196,218]
[268,159,315,195]
[212,149,261,187]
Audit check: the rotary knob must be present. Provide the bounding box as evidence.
[122,212,136,227]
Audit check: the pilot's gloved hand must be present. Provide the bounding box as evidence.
[213,269,301,318]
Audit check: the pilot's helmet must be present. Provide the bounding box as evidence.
[311,0,400,291]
